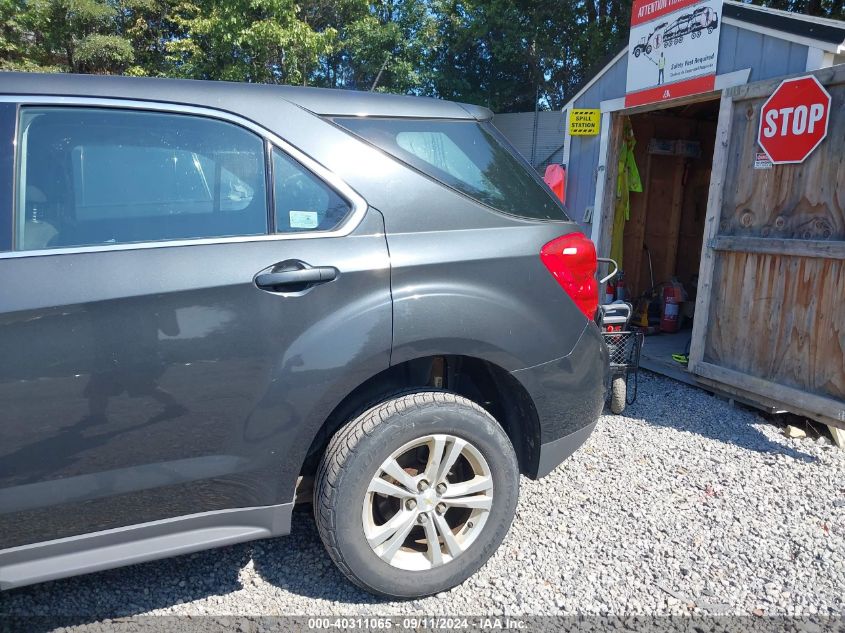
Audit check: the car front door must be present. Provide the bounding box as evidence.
[0,101,391,550]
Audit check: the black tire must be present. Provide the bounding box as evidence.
[610,375,626,414]
[646,44,652,55]
[314,391,519,598]
[634,48,641,58]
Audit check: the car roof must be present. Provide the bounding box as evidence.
[0,72,494,121]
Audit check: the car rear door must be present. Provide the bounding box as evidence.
[0,100,391,550]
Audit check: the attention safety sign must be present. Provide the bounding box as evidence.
[625,0,723,107]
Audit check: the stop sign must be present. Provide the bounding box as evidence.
[758,75,831,164]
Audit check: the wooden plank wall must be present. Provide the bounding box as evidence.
[718,83,845,241]
[702,65,845,408]
[707,252,845,398]
[676,139,714,285]
[623,111,716,298]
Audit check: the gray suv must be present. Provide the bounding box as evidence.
[0,73,606,598]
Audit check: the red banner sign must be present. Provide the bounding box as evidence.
[631,0,706,27]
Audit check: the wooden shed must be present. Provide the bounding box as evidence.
[558,2,845,436]
[691,64,844,433]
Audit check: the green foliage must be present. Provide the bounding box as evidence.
[75,33,134,72]
[299,0,434,92]
[427,1,632,111]
[119,0,180,77]
[7,0,135,72]
[1,0,840,110]
[166,0,337,83]
[0,0,23,65]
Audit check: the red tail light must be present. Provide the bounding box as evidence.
[540,232,599,320]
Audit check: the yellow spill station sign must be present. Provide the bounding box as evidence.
[569,109,601,136]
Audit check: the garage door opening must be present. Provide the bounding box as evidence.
[610,98,720,382]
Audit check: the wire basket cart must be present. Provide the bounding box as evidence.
[597,258,644,414]
[602,329,644,413]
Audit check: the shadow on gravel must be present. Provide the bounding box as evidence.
[0,538,251,629]
[626,373,816,463]
[0,507,385,630]
[251,505,393,605]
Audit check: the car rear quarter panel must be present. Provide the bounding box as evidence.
[386,222,591,371]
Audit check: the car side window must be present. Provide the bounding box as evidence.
[272,148,351,233]
[15,107,268,251]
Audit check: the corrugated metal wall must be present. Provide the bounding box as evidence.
[558,26,809,232]
[492,111,567,170]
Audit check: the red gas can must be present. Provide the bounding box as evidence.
[543,164,566,203]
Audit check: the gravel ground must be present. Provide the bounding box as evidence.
[2,372,844,629]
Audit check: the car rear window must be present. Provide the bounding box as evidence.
[334,117,568,221]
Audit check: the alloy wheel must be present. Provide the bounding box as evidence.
[361,434,494,571]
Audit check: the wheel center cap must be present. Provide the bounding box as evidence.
[420,489,437,511]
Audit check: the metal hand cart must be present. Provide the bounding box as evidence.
[597,258,644,414]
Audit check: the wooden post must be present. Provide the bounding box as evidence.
[590,112,614,250]
[687,91,733,374]
[594,114,624,259]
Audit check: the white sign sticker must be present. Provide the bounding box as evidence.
[289,210,319,229]
[754,152,773,170]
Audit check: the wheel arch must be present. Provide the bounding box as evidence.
[298,354,541,484]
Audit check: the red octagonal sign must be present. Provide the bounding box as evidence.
[758,75,831,164]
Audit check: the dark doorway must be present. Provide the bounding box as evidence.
[614,98,720,380]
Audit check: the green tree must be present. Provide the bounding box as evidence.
[300,0,368,88]
[116,0,178,76]
[346,0,435,92]
[1,0,838,109]
[425,1,632,113]
[0,0,29,69]
[303,0,434,93]
[428,0,495,108]
[166,0,337,84]
[19,0,135,73]
[555,0,632,107]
